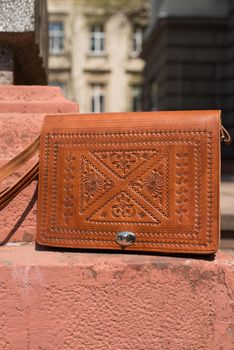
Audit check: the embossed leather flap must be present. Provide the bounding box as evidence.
[37,111,221,254]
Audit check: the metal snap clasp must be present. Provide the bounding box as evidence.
[116,231,136,247]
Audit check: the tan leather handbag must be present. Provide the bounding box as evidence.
[0,111,231,254]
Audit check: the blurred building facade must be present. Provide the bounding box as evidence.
[47,0,148,113]
[141,0,234,175]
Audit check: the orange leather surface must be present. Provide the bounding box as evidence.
[37,111,221,253]
[0,136,39,211]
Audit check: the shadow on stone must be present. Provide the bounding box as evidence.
[35,242,216,261]
[0,183,38,246]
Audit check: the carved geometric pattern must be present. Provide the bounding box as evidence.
[80,157,114,212]
[88,191,160,224]
[129,154,169,218]
[175,152,189,224]
[38,128,216,251]
[92,149,160,178]
[63,153,76,226]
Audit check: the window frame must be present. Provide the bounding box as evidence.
[131,25,144,57]
[89,24,105,55]
[49,21,65,55]
[90,84,105,113]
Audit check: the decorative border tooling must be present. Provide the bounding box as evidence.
[39,129,212,248]
[47,138,200,237]
[37,233,213,250]
[49,140,199,236]
[63,153,76,226]
[175,152,189,224]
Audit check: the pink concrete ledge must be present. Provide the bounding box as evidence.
[0,245,233,350]
[0,85,78,244]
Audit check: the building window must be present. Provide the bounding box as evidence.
[49,81,66,96]
[132,26,143,57]
[49,22,64,54]
[90,24,105,54]
[131,85,142,111]
[149,80,158,111]
[91,84,105,113]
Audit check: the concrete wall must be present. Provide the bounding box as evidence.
[0,245,233,350]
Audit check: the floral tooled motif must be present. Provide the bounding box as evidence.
[93,150,153,178]
[83,171,102,198]
[111,192,137,218]
[175,153,189,223]
[138,166,164,204]
[129,158,169,218]
[110,152,143,176]
[63,153,76,225]
[87,190,161,224]
[143,171,164,199]
[81,157,114,212]
[83,162,112,203]
[131,172,163,202]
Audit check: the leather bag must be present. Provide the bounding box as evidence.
[0,111,231,254]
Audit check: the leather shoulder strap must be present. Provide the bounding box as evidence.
[0,136,40,210]
[0,136,40,182]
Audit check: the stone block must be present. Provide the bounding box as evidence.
[0,245,233,350]
[0,0,48,84]
[0,0,35,32]
[0,86,78,244]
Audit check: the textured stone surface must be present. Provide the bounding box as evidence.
[0,0,35,32]
[0,0,48,84]
[0,86,78,244]
[0,245,233,350]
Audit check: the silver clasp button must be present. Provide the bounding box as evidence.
[116,231,136,247]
